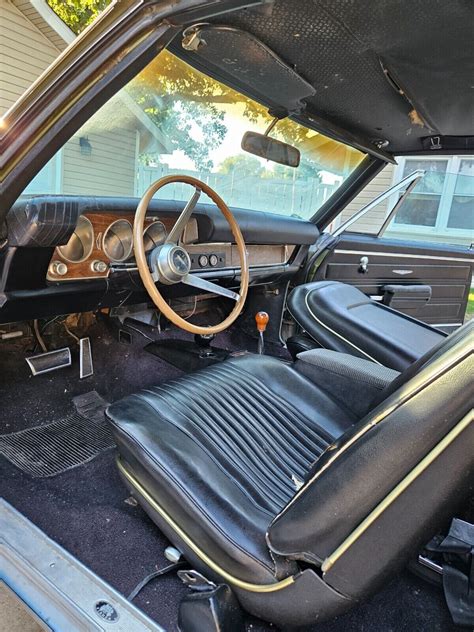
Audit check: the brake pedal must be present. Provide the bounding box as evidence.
[26,348,71,376]
[79,337,93,379]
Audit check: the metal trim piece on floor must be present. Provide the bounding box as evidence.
[0,499,165,632]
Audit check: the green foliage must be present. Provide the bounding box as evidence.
[47,0,111,34]
[46,4,346,174]
[218,155,265,177]
[129,52,265,171]
[272,159,323,181]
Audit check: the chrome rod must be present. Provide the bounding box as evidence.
[181,273,240,301]
[166,188,201,244]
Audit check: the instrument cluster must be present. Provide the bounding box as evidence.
[47,213,169,281]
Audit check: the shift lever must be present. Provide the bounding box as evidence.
[255,311,269,355]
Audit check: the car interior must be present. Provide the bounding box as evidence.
[0,1,473,630]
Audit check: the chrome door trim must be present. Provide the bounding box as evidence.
[334,249,473,263]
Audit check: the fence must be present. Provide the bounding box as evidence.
[136,164,338,218]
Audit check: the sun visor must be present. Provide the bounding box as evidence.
[178,25,316,116]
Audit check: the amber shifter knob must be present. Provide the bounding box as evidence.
[255,312,269,354]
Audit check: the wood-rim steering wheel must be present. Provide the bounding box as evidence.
[133,175,249,335]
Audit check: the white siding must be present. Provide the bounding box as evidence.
[61,130,138,197]
[0,0,60,114]
[338,163,396,233]
[12,0,71,50]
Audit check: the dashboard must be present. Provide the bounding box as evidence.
[0,195,319,324]
[47,213,177,281]
[46,212,296,282]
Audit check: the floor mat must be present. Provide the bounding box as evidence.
[0,391,113,477]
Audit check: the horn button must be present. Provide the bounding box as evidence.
[152,244,191,284]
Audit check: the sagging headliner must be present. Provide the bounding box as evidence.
[197,0,474,155]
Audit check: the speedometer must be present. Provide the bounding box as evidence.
[102,219,133,262]
[58,215,94,263]
[143,221,167,251]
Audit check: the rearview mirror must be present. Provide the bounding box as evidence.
[241,131,300,168]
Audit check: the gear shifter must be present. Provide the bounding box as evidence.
[194,333,216,357]
[255,311,269,355]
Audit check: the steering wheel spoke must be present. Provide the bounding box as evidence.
[133,175,248,335]
[166,187,201,244]
[181,273,240,301]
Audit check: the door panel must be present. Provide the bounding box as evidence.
[316,233,473,328]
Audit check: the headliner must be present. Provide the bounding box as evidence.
[195,0,474,156]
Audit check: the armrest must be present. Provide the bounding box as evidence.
[382,284,432,308]
[296,349,400,418]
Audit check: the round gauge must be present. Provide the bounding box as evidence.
[143,221,167,252]
[209,254,219,267]
[198,254,208,268]
[171,248,191,275]
[102,219,133,262]
[58,215,94,263]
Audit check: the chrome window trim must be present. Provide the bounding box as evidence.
[332,170,425,238]
[334,249,473,263]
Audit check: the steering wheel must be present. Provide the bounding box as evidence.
[133,175,249,335]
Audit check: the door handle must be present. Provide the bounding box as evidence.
[359,256,369,273]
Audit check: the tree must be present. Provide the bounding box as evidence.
[47,0,111,34]
[47,2,352,173]
[218,155,265,177]
[272,159,323,181]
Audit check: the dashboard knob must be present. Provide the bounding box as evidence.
[49,260,68,276]
[91,260,108,273]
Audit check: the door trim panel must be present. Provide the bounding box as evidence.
[334,249,473,263]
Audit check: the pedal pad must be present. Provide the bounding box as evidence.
[26,348,71,376]
[79,337,93,379]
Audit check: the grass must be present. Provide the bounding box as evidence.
[466,290,474,321]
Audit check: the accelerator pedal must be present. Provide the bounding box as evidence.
[26,348,71,376]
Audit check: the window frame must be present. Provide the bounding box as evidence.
[386,155,474,240]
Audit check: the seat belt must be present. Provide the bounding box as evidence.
[436,518,474,627]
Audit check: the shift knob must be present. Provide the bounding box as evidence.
[255,311,269,333]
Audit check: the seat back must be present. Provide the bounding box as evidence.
[268,321,473,600]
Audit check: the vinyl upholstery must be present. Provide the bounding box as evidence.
[107,354,356,584]
[107,321,473,625]
[287,280,446,370]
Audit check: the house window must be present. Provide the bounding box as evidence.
[384,155,474,246]
[448,159,474,230]
[23,152,63,194]
[393,159,448,228]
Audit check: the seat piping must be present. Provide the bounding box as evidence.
[302,290,381,364]
[268,335,470,526]
[321,410,472,572]
[117,457,296,593]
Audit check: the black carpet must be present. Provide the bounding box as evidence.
[0,319,459,631]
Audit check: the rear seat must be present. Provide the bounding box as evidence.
[286,280,446,371]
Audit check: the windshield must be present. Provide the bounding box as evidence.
[23,50,364,220]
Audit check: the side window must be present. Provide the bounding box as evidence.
[336,156,474,247]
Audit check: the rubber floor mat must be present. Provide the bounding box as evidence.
[0,391,114,477]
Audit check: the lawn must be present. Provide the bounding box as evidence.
[466,290,474,321]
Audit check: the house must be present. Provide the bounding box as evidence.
[338,156,473,247]
[0,0,171,197]
[1,0,472,239]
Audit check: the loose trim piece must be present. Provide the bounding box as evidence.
[117,458,295,593]
[321,410,473,573]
